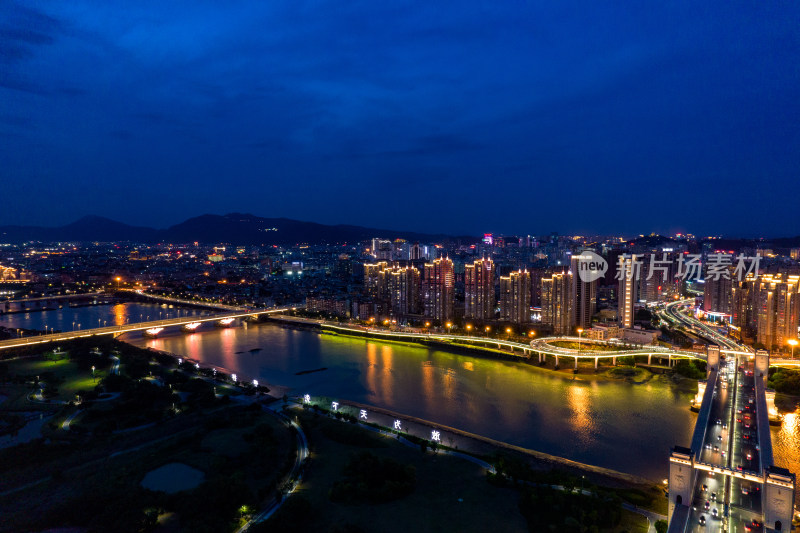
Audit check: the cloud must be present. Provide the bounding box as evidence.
[0,2,62,64]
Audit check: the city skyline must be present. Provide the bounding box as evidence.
[2,2,799,236]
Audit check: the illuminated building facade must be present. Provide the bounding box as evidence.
[465,258,495,320]
[541,271,572,335]
[617,254,638,328]
[755,274,800,351]
[423,257,454,323]
[499,269,531,323]
[386,265,420,317]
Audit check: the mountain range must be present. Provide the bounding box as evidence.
[0,214,477,245]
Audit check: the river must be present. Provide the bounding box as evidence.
[2,303,797,484]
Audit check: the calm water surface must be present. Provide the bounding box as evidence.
[0,302,207,332]
[132,323,697,480]
[3,305,797,484]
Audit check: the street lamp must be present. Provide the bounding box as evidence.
[115,276,121,290]
[506,327,512,339]
[485,326,491,336]
[466,324,472,335]
[788,339,798,359]
[577,328,583,353]
[445,322,452,333]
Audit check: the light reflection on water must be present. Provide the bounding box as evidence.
[772,408,800,499]
[6,306,797,495]
[127,323,700,481]
[0,302,206,333]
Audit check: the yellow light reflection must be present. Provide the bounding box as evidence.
[566,384,593,435]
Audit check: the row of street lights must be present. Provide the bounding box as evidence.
[370,317,538,340]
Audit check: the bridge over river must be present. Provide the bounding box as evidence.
[668,348,796,533]
[0,307,297,351]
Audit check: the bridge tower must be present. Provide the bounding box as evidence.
[755,349,770,380]
[668,446,694,520]
[706,345,720,377]
[763,466,796,532]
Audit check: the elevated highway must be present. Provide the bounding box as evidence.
[124,289,250,312]
[668,349,795,532]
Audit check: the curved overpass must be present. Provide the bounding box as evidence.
[529,336,711,360]
[283,317,800,368]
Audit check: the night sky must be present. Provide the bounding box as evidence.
[2,1,798,237]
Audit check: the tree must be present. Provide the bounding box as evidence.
[655,519,668,533]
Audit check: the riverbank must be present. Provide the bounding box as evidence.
[264,315,686,387]
[297,395,668,520]
[313,396,655,485]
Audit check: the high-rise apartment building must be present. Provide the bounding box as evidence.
[499,270,531,323]
[703,271,733,316]
[755,274,800,350]
[423,257,454,323]
[570,253,597,329]
[386,266,420,317]
[542,270,572,334]
[465,258,495,320]
[363,261,388,299]
[617,254,639,328]
[732,276,758,341]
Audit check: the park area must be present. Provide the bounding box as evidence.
[257,409,652,533]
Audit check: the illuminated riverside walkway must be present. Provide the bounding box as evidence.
[268,316,798,369]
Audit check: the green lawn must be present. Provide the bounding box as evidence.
[7,357,106,402]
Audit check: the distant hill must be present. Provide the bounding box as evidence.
[0,213,476,245]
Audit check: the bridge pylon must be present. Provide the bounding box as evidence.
[706,345,720,379]
[755,349,769,380]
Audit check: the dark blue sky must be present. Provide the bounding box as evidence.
[2,1,798,237]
